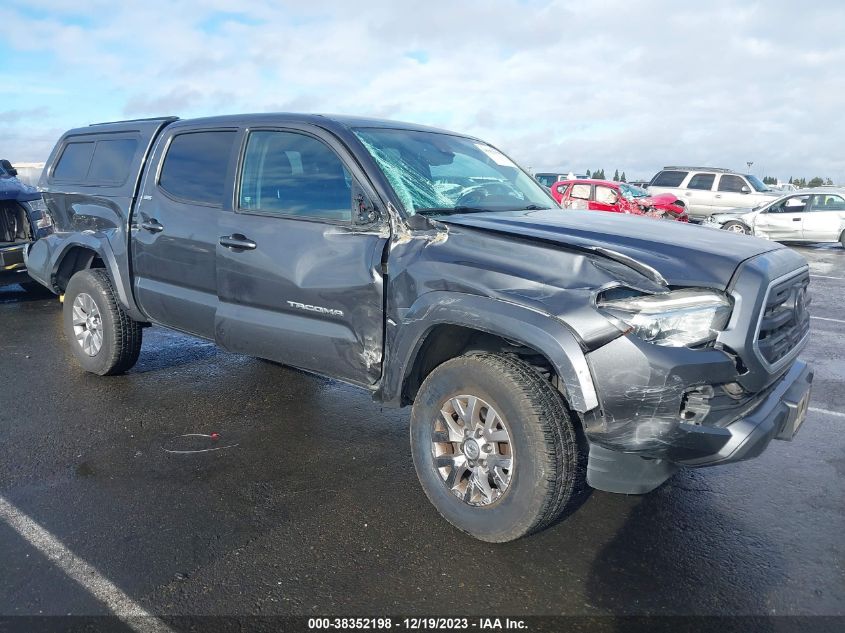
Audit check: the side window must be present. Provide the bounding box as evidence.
[570,184,591,200]
[770,195,810,213]
[159,131,237,206]
[717,175,747,192]
[595,186,618,204]
[238,131,352,221]
[553,182,569,197]
[650,170,687,187]
[810,194,845,211]
[687,173,715,190]
[53,142,95,181]
[87,139,138,184]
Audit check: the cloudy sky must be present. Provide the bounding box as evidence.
[2,0,843,181]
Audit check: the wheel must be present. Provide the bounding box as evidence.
[62,268,142,375]
[723,221,750,235]
[410,352,585,542]
[840,231,845,248]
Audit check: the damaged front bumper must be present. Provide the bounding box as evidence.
[582,333,813,494]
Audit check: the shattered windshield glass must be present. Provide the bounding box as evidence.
[353,128,555,215]
[618,183,649,200]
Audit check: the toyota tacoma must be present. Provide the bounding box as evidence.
[26,114,813,541]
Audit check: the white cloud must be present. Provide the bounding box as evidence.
[3,0,845,182]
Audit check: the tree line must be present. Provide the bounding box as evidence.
[586,169,627,182]
[583,172,835,187]
[762,175,835,188]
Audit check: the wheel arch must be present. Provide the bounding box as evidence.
[379,292,599,413]
[47,235,144,320]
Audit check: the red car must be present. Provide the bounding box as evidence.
[551,179,688,222]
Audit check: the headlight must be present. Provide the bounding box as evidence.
[598,289,732,347]
[27,197,53,228]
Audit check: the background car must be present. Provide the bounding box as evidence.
[551,179,688,221]
[704,188,845,246]
[647,166,780,221]
[0,159,52,289]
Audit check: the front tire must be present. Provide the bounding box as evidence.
[723,221,750,235]
[410,352,585,542]
[63,269,142,375]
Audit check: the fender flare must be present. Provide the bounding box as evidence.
[36,232,145,321]
[381,291,599,413]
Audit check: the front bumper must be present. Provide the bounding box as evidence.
[0,244,28,287]
[583,332,813,493]
[664,359,813,466]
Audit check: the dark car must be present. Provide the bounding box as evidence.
[26,114,813,542]
[0,159,52,289]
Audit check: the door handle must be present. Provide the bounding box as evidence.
[140,219,164,233]
[715,194,722,199]
[219,234,257,250]
[792,218,802,222]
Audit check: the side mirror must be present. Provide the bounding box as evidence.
[352,181,381,225]
[740,185,751,194]
[0,159,17,177]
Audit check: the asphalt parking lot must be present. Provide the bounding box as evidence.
[0,244,843,631]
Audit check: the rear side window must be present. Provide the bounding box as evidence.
[53,142,95,181]
[87,139,138,184]
[650,170,687,187]
[159,131,237,205]
[687,173,715,190]
[718,175,747,192]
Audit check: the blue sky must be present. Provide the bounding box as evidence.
[2,0,844,182]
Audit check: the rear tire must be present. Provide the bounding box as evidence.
[723,221,750,235]
[63,269,142,375]
[410,352,585,542]
[840,231,845,248]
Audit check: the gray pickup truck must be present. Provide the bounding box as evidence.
[26,114,813,542]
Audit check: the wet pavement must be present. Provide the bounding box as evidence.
[0,244,843,627]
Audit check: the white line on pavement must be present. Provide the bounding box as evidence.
[811,274,845,281]
[0,495,174,633]
[809,407,845,419]
[811,315,845,324]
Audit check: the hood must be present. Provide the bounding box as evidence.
[0,175,41,203]
[435,209,783,289]
[646,192,680,205]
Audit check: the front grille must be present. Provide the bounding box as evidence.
[755,270,811,366]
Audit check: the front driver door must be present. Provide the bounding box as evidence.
[754,194,810,241]
[215,127,389,387]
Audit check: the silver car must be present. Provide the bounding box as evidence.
[704,188,845,246]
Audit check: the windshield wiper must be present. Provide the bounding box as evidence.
[518,204,553,210]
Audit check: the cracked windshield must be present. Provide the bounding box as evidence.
[354,128,555,215]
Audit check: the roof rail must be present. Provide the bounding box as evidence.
[662,166,734,173]
[89,116,179,126]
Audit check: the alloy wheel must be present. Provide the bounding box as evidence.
[431,394,514,506]
[71,292,104,356]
